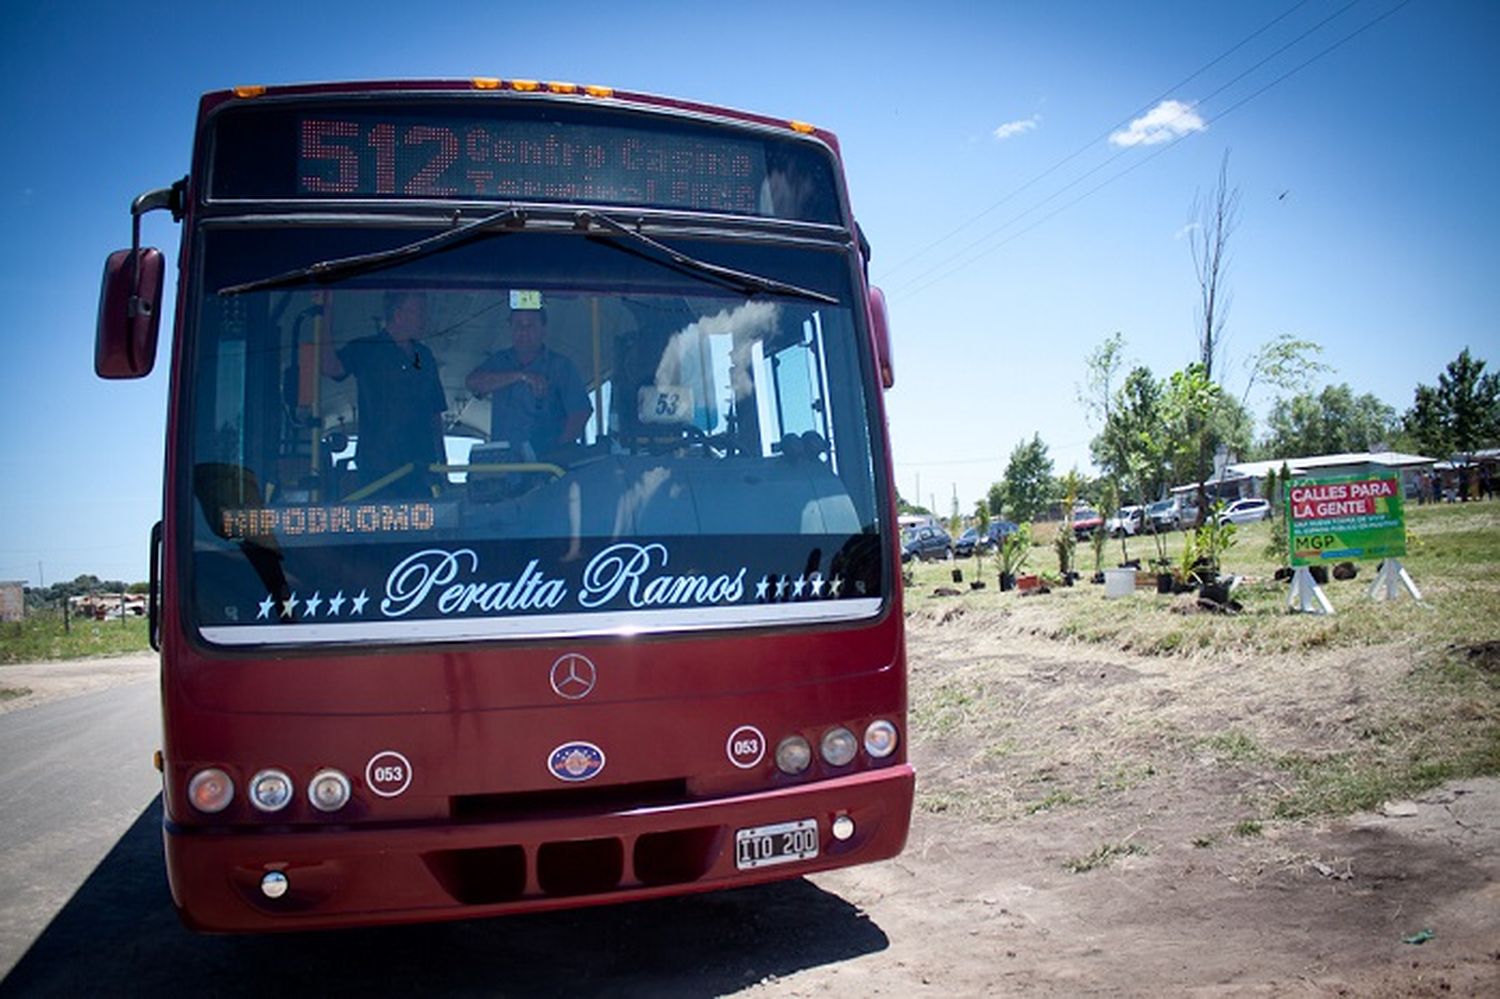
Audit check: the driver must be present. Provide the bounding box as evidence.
[466,295,592,459]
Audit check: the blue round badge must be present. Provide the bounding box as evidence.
[548,741,606,782]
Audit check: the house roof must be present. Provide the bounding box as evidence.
[1228,451,1435,479]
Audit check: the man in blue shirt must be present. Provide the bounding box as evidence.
[466,305,592,458]
[322,291,447,497]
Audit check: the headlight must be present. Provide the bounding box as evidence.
[187,767,234,813]
[249,768,294,812]
[864,720,899,758]
[775,735,812,775]
[308,769,351,812]
[820,727,858,767]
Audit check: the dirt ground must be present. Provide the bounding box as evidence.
[4,628,1497,996]
[773,608,1500,997]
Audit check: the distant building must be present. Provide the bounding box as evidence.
[0,581,23,623]
[1168,451,1437,505]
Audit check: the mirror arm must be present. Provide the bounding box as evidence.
[127,178,186,320]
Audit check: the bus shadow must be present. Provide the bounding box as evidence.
[1,798,889,998]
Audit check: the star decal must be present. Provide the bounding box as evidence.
[257,594,276,620]
[303,591,322,618]
[809,572,825,597]
[755,576,770,600]
[774,576,789,598]
[280,593,300,619]
[349,589,369,615]
[829,575,844,598]
[327,591,346,617]
[792,575,807,598]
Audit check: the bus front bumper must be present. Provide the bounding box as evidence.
[164,764,914,932]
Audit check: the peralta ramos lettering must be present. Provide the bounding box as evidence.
[380,544,748,618]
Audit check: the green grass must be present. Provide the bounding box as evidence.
[0,687,32,702]
[0,611,150,664]
[1063,842,1147,873]
[911,504,1500,663]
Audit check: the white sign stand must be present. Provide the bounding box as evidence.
[1368,558,1422,603]
[1288,566,1334,615]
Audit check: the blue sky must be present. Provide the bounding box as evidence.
[1,0,1495,585]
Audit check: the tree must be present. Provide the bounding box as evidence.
[1000,434,1055,522]
[1261,384,1398,458]
[1163,363,1221,522]
[1240,333,1328,407]
[1090,365,1168,504]
[985,481,1005,518]
[1403,349,1499,458]
[1189,150,1240,382]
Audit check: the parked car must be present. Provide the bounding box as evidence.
[1216,497,1271,524]
[954,520,1020,557]
[1070,508,1104,539]
[1147,496,1199,531]
[952,527,985,558]
[902,525,953,562]
[1105,505,1144,537]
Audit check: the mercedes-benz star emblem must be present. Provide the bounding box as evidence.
[550,653,597,700]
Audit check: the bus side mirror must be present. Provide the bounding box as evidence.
[96,247,165,379]
[868,285,894,389]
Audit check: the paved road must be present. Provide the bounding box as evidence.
[0,679,886,997]
[0,679,160,977]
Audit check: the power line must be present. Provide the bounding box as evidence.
[874,0,1323,283]
[893,0,1410,301]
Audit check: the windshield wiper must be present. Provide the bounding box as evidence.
[576,210,838,306]
[218,205,525,296]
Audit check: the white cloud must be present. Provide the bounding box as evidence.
[993,115,1041,141]
[1109,100,1205,147]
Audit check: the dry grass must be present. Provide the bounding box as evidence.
[904,502,1500,831]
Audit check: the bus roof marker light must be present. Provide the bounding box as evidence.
[308,769,352,812]
[233,86,266,99]
[188,768,235,813]
[584,85,614,98]
[789,120,816,134]
[548,82,578,94]
[472,78,502,90]
[511,79,540,92]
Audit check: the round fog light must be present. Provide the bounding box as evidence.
[820,726,858,767]
[308,769,351,812]
[187,767,234,813]
[261,871,289,899]
[864,719,899,758]
[775,735,812,775]
[831,814,856,841]
[249,769,293,812]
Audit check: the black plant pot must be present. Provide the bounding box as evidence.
[1157,573,1173,594]
[999,573,1016,592]
[1309,564,1329,584]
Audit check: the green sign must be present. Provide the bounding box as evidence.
[1287,472,1406,566]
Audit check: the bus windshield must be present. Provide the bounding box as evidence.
[186,226,885,646]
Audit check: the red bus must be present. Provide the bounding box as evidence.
[96,79,909,932]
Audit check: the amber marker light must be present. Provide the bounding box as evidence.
[233,85,266,99]
[548,81,578,94]
[789,120,816,134]
[510,79,540,92]
[584,85,614,98]
[472,78,502,90]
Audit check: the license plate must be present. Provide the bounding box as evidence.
[734,818,819,870]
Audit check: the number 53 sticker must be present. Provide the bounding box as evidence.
[365,750,413,797]
[637,385,694,425]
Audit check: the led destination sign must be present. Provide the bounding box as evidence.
[209,103,843,223]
